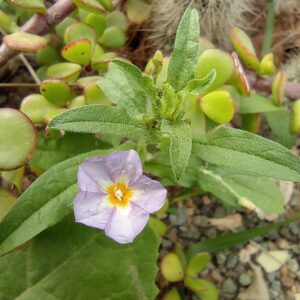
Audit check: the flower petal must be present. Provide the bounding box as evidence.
[78,156,114,192]
[74,191,113,229]
[103,150,142,184]
[130,175,167,213]
[105,204,149,244]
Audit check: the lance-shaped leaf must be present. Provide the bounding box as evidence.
[0,147,133,256]
[272,71,286,106]
[193,127,300,181]
[0,218,159,299]
[30,132,111,172]
[48,104,151,141]
[4,32,47,52]
[161,121,192,181]
[99,59,156,119]
[238,93,285,114]
[7,0,46,14]
[167,8,199,91]
[197,166,284,213]
[0,108,37,171]
[0,188,16,222]
[290,99,300,134]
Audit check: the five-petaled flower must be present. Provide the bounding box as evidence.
[74,150,167,244]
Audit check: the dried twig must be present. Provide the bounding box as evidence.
[0,0,75,66]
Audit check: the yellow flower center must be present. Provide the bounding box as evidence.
[107,182,133,207]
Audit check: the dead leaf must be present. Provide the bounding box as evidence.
[257,251,289,273]
[278,180,294,204]
[238,263,270,300]
[209,214,243,231]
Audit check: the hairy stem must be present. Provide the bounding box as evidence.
[0,0,75,67]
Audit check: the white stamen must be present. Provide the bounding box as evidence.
[114,187,124,201]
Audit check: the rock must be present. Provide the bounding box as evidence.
[257,251,289,273]
[226,254,238,269]
[239,273,252,286]
[192,215,209,226]
[213,206,225,218]
[239,243,259,263]
[217,253,227,265]
[209,213,243,231]
[287,258,299,277]
[169,207,187,225]
[238,264,270,300]
[222,278,238,294]
[206,228,217,238]
[276,239,289,249]
[211,269,223,283]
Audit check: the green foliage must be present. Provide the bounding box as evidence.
[99,60,156,118]
[0,218,160,300]
[167,8,200,91]
[48,105,151,141]
[0,108,37,171]
[30,132,111,172]
[161,121,192,181]
[193,127,300,181]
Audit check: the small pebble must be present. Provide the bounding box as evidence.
[216,253,227,265]
[192,215,209,226]
[276,238,289,249]
[226,254,238,269]
[213,207,225,218]
[239,273,252,286]
[222,278,237,294]
[206,228,217,238]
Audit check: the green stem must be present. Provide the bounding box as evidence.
[262,0,275,55]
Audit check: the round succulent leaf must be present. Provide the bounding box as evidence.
[0,10,19,33]
[72,0,105,14]
[37,46,62,66]
[44,108,67,124]
[228,52,250,96]
[100,0,114,11]
[163,288,181,300]
[68,95,86,108]
[62,38,93,66]
[199,37,215,55]
[126,0,151,24]
[259,53,276,77]
[85,13,106,38]
[47,62,82,81]
[99,26,127,49]
[84,81,111,105]
[77,76,101,88]
[1,166,24,192]
[185,278,218,300]
[200,91,234,124]
[219,85,241,110]
[186,252,211,277]
[92,51,116,72]
[105,11,128,31]
[20,94,59,124]
[64,22,96,45]
[36,66,48,81]
[230,27,260,72]
[290,99,300,133]
[6,0,46,14]
[55,17,78,38]
[0,188,17,222]
[161,253,184,282]
[4,32,47,52]
[0,108,37,171]
[196,49,235,92]
[40,79,73,106]
[272,71,286,106]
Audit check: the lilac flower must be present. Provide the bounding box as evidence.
[74,150,167,244]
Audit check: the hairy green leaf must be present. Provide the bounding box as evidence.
[167,8,199,91]
[0,147,132,256]
[30,132,111,172]
[99,59,156,119]
[0,218,159,299]
[161,121,192,181]
[193,127,300,181]
[48,105,151,141]
[198,166,284,213]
